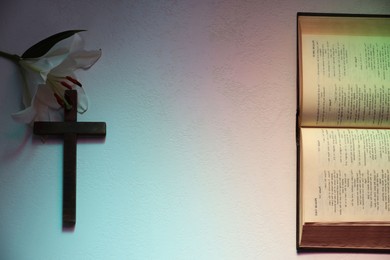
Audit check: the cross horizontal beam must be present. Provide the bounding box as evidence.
[34,122,106,136]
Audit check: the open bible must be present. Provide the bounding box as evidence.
[297,13,390,252]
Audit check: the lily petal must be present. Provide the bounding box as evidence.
[51,49,101,76]
[11,85,61,124]
[11,106,36,124]
[35,84,62,109]
[75,85,88,113]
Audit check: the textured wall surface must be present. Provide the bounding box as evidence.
[0,1,389,259]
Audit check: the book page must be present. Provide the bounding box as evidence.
[301,128,390,222]
[300,35,390,127]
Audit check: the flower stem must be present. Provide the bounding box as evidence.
[0,50,21,63]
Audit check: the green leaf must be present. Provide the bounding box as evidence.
[21,30,86,59]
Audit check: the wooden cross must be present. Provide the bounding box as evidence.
[33,90,106,229]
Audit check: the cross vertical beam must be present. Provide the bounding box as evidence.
[63,90,77,228]
[33,90,106,229]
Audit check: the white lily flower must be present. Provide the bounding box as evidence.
[11,33,101,124]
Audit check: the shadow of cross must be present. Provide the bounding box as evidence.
[33,90,106,229]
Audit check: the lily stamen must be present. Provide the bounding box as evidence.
[54,93,65,107]
[66,76,82,87]
[61,81,73,90]
[54,92,72,110]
